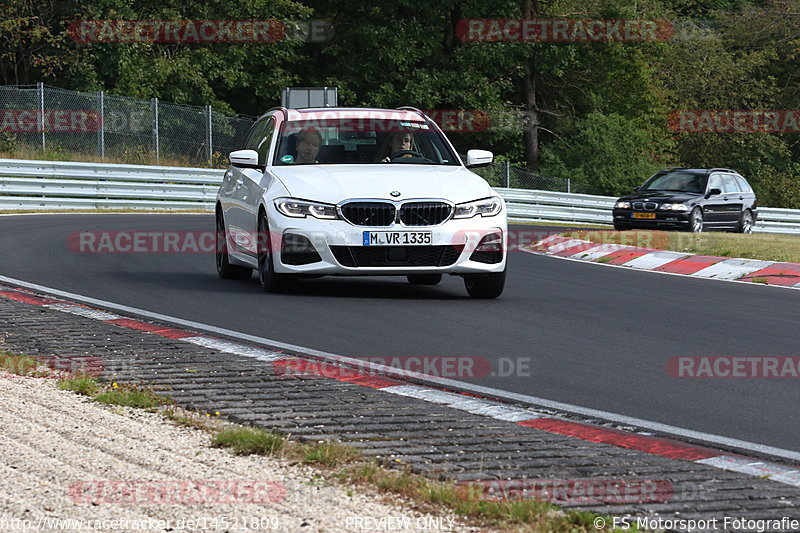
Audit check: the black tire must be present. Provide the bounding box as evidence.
[613,224,629,231]
[464,268,506,299]
[407,274,442,285]
[689,207,704,233]
[737,210,754,234]
[257,212,296,293]
[216,209,252,280]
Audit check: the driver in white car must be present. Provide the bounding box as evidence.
[295,128,322,164]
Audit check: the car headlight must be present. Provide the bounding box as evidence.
[453,197,503,219]
[615,201,631,209]
[274,198,339,219]
[660,202,689,211]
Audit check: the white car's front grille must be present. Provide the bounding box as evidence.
[339,201,452,226]
[340,202,395,226]
[398,202,452,226]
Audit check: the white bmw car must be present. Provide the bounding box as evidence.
[215,107,507,298]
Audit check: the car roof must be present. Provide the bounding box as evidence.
[264,106,426,119]
[658,167,741,175]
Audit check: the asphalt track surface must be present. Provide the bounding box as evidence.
[2,214,799,453]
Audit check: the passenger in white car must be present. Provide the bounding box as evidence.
[376,131,414,162]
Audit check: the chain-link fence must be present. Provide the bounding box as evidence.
[473,160,596,194]
[0,84,255,167]
[0,84,589,189]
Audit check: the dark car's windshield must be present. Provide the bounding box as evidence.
[273,114,459,166]
[640,171,707,193]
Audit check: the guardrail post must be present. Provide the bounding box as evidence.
[37,82,45,150]
[566,178,571,193]
[151,97,160,164]
[504,161,510,188]
[97,91,105,159]
[206,105,213,166]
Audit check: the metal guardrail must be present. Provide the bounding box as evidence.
[496,187,800,234]
[0,159,798,234]
[0,159,222,210]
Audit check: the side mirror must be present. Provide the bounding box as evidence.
[465,149,493,168]
[229,149,263,170]
[632,186,640,192]
[706,188,722,198]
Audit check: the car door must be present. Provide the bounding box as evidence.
[702,172,728,226]
[721,173,744,225]
[227,116,274,256]
[731,173,756,215]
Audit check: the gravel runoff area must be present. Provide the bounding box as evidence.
[0,374,475,533]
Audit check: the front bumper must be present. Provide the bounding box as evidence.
[612,209,691,229]
[269,213,507,275]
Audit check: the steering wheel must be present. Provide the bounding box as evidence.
[389,150,425,161]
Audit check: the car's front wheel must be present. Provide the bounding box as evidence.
[216,210,252,280]
[407,274,442,285]
[738,210,754,234]
[463,268,506,299]
[689,208,704,233]
[257,212,296,293]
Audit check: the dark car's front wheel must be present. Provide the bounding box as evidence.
[464,268,506,299]
[689,208,704,233]
[738,210,754,234]
[216,210,253,280]
[257,213,296,293]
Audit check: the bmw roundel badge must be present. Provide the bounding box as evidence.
[390,191,401,197]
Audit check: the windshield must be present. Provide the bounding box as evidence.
[640,171,707,193]
[273,116,459,166]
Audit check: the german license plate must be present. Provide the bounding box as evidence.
[363,231,432,246]
[632,212,656,219]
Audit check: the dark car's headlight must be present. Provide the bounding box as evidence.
[660,202,689,211]
[614,201,631,209]
[274,198,339,219]
[453,197,503,219]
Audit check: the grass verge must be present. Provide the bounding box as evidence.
[561,229,800,263]
[0,146,223,168]
[58,375,100,395]
[211,426,285,456]
[56,375,171,409]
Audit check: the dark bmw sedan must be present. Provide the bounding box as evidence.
[612,168,758,233]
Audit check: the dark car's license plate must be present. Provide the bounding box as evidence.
[632,212,656,219]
